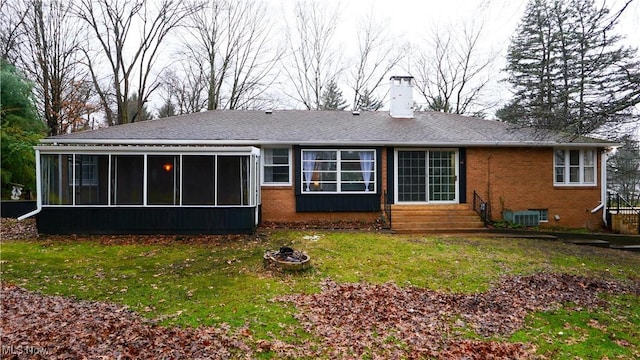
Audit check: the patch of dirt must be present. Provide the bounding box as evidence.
[2,273,638,359]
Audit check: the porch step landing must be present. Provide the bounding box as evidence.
[391,204,485,233]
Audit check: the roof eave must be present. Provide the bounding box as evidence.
[40,138,618,148]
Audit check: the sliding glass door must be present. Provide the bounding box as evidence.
[396,149,458,203]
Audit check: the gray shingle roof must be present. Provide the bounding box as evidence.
[44,110,614,147]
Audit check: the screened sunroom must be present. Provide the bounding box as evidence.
[32,145,261,234]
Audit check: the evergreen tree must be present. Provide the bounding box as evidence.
[608,134,640,203]
[499,0,640,136]
[319,80,348,110]
[157,98,176,118]
[426,95,452,113]
[355,88,383,111]
[0,59,47,195]
[126,93,153,122]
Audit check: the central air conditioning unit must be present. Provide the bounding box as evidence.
[503,210,540,227]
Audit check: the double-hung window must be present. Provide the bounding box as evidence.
[554,149,596,185]
[301,149,376,193]
[262,147,291,185]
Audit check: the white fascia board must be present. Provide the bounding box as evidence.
[35,144,260,155]
[40,138,617,149]
[39,138,259,146]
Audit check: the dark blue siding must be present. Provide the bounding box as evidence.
[37,207,257,235]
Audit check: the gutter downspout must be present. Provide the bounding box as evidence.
[595,149,609,226]
[18,149,42,220]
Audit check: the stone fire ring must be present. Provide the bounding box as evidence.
[264,247,311,271]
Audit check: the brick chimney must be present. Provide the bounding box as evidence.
[389,76,414,118]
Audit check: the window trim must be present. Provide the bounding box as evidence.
[300,148,377,194]
[261,146,292,186]
[553,148,597,186]
[393,148,460,204]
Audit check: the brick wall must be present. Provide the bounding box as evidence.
[260,186,380,223]
[260,146,605,230]
[260,150,388,223]
[465,147,604,230]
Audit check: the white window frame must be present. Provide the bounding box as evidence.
[393,148,459,204]
[554,148,597,186]
[261,147,291,186]
[300,149,376,194]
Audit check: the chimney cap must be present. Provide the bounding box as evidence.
[389,75,414,80]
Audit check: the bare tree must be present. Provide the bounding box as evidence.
[0,0,29,63]
[18,0,98,135]
[180,0,280,111]
[159,62,208,115]
[283,0,343,110]
[348,11,406,111]
[413,23,493,116]
[74,0,201,125]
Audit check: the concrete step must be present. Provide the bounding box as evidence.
[391,210,479,217]
[393,221,485,229]
[391,204,471,211]
[610,244,640,252]
[390,204,484,232]
[566,239,610,248]
[394,229,488,234]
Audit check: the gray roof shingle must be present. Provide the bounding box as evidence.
[44,110,614,147]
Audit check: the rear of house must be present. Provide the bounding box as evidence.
[22,77,614,234]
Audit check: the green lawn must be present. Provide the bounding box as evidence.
[1,230,639,358]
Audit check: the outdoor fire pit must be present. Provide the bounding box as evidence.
[264,246,311,271]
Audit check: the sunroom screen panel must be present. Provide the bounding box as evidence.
[111,155,144,205]
[41,154,73,205]
[75,155,108,205]
[147,155,180,205]
[182,155,215,205]
[217,156,250,205]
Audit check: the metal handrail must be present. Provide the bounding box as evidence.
[473,190,491,227]
[608,192,640,234]
[383,190,392,228]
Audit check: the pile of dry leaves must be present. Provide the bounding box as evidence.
[1,284,252,359]
[276,273,639,359]
[0,218,38,240]
[0,217,383,244]
[261,219,386,231]
[2,273,638,359]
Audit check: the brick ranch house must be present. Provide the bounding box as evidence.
[20,77,616,234]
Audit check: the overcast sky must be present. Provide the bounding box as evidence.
[309,0,639,136]
[150,0,640,135]
[329,0,639,53]
[275,0,638,96]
